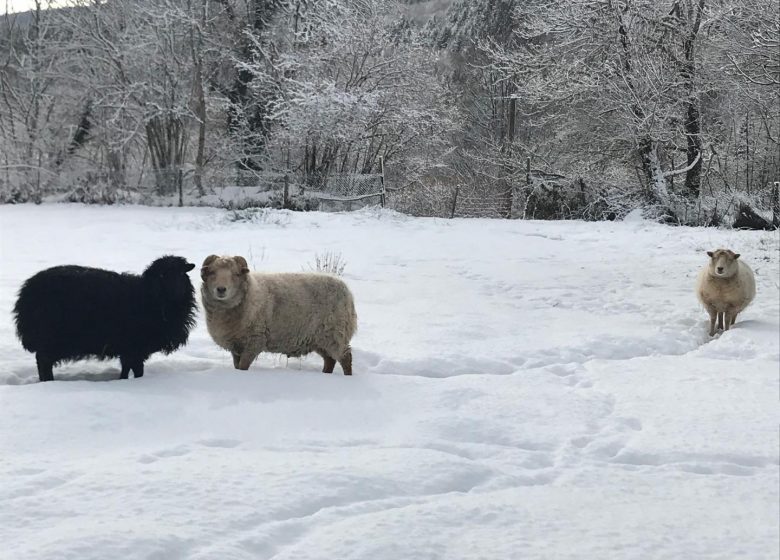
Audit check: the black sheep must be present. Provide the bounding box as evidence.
[13,256,197,382]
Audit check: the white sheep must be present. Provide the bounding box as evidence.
[696,248,756,336]
[200,255,357,374]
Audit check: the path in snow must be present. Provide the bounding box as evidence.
[0,205,777,559]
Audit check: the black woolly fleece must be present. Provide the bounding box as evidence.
[13,255,197,381]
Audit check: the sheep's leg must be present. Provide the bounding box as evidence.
[236,337,263,371]
[322,355,336,374]
[716,312,725,331]
[723,309,734,331]
[339,348,353,376]
[237,353,256,371]
[707,310,718,336]
[730,313,737,327]
[119,356,132,379]
[36,353,54,382]
[231,352,241,369]
[132,361,144,378]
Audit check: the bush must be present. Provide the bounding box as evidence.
[0,183,41,204]
[269,191,320,211]
[223,208,292,227]
[219,191,319,212]
[63,173,137,205]
[308,251,347,276]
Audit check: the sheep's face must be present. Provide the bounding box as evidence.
[706,249,740,278]
[201,255,249,305]
[144,256,196,302]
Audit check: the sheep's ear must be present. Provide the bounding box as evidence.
[185,262,196,272]
[234,256,250,275]
[706,251,714,257]
[734,253,740,259]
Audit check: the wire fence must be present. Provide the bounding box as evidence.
[308,174,384,211]
[27,159,777,225]
[198,170,385,211]
[385,171,578,219]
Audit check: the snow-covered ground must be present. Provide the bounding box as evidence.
[0,205,778,559]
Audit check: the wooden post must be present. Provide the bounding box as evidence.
[178,169,183,207]
[285,142,291,208]
[773,181,779,228]
[379,156,386,208]
[450,185,459,219]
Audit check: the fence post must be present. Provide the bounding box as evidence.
[178,169,183,207]
[450,184,459,219]
[283,173,290,209]
[379,156,386,208]
[773,181,779,227]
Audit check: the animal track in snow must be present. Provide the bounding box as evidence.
[1,473,76,500]
[611,450,776,470]
[199,438,241,449]
[137,445,191,463]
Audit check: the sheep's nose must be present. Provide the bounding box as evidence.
[716,267,724,273]
[216,286,227,296]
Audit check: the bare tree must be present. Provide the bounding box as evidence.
[478,0,760,215]
[240,0,456,184]
[0,1,65,201]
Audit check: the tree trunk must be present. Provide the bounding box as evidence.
[683,98,702,198]
[146,114,187,196]
[226,0,280,171]
[56,100,92,167]
[681,0,705,198]
[106,148,125,189]
[498,96,516,219]
[193,75,206,196]
[639,137,669,205]
[191,1,207,196]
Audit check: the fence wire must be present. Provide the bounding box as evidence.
[202,171,384,211]
[308,174,384,201]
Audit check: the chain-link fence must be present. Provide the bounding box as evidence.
[308,173,385,211]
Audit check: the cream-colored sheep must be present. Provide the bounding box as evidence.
[200,255,357,374]
[696,248,756,336]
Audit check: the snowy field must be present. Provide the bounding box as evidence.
[0,205,778,560]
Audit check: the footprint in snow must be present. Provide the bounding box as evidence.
[137,445,191,464]
[7,467,46,476]
[198,438,241,449]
